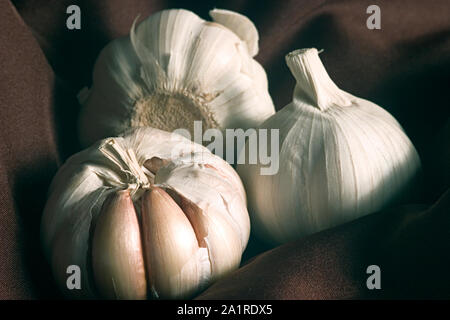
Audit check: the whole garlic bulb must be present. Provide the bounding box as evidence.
[237,48,421,244]
[41,127,249,299]
[78,8,275,147]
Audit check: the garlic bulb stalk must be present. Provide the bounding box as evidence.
[78,9,275,147]
[237,48,421,244]
[41,127,249,299]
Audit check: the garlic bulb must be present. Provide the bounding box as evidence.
[237,48,421,244]
[78,8,275,147]
[41,127,249,299]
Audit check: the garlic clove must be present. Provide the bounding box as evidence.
[170,190,242,281]
[92,190,147,300]
[141,187,210,299]
[155,154,250,249]
[209,9,259,57]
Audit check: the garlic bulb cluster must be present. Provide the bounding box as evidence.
[78,8,275,147]
[41,127,249,299]
[237,48,421,244]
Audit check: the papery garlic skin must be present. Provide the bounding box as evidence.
[41,127,249,299]
[78,8,275,147]
[237,48,421,244]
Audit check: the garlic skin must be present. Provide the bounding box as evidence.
[237,48,421,244]
[78,8,275,147]
[41,127,249,299]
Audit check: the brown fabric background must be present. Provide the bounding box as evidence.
[0,0,449,299]
[198,191,450,299]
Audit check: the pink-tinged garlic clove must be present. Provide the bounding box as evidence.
[168,189,242,281]
[92,190,147,299]
[141,187,210,299]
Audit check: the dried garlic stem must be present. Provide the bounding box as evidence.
[286,48,352,111]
